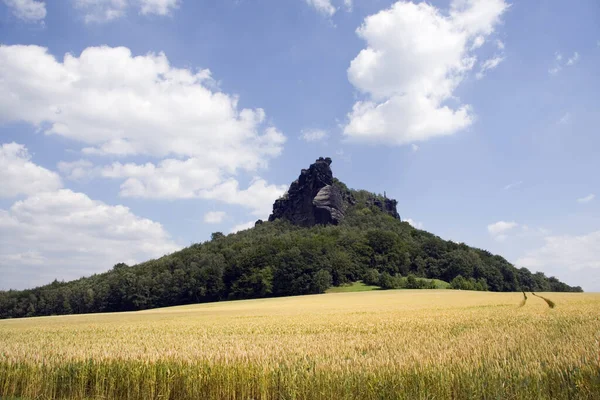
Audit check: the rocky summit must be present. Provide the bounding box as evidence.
[268,157,401,226]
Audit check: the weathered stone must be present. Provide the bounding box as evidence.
[268,157,400,226]
[313,185,344,225]
[268,157,336,227]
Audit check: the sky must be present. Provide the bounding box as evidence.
[0,0,598,292]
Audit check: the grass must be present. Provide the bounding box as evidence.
[425,278,450,289]
[396,277,450,289]
[326,278,450,293]
[325,281,380,292]
[1,290,599,399]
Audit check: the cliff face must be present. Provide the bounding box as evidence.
[268,157,400,226]
[268,157,343,226]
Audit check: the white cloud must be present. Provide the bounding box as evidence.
[503,180,522,190]
[343,0,352,12]
[73,0,128,22]
[73,0,178,22]
[0,45,284,168]
[411,144,419,152]
[100,158,223,198]
[496,40,505,50]
[516,231,600,272]
[577,194,595,204]
[566,52,579,66]
[0,142,63,198]
[476,55,504,79]
[487,220,518,241]
[0,45,286,216]
[204,211,226,224]
[405,218,423,229]
[305,0,336,16]
[343,0,509,145]
[0,189,179,290]
[139,0,178,15]
[229,220,255,234]
[200,178,287,218]
[3,0,46,22]
[300,128,328,142]
[471,35,485,49]
[57,159,95,180]
[97,160,286,217]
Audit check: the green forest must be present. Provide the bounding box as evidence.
[0,185,582,319]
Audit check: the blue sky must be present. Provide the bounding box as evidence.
[1,0,598,291]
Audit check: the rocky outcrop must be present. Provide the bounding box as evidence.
[268,157,344,226]
[368,197,401,220]
[313,185,344,225]
[268,157,400,226]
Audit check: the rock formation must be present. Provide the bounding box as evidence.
[367,197,401,220]
[268,157,401,227]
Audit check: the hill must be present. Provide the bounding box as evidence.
[0,158,582,319]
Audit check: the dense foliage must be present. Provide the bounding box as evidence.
[0,187,582,319]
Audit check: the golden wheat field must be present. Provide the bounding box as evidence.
[1,290,599,399]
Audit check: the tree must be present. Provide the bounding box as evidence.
[211,232,225,241]
[311,270,332,293]
[363,268,380,286]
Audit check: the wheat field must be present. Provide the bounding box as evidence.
[1,290,599,399]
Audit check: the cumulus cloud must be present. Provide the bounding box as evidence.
[515,231,600,291]
[0,142,63,197]
[93,160,286,217]
[57,159,95,181]
[3,0,46,22]
[0,143,180,290]
[405,218,423,229]
[204,211,226,224]
[229,220,256,234]
[0,45,285,166]
[300,128,328,142]
[0,45,284,167]
[305,0,336,16]
[577,194,595,204]
[100,159,223,198]
[139,0,179,15]
[516,231,600,272]
[487,220,518,241]
[0,45,286,216]
[199,178,287,218]
[343,0,509,145]
[73,0,178,22]
[0,189,179,290]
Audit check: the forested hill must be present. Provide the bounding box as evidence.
[0,160,582,319]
